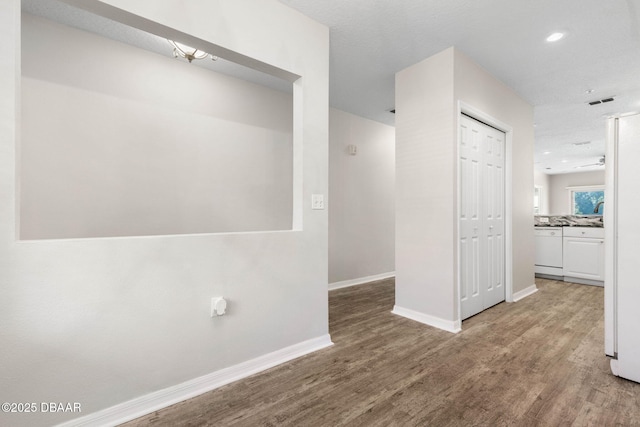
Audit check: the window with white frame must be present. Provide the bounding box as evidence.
[568,185,605,215]
[534,186,542,214]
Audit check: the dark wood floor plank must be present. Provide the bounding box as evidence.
[122,278,640,426]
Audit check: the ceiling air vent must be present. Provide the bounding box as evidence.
[588,97,615,106]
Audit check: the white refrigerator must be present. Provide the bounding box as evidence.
[605,112,640,383]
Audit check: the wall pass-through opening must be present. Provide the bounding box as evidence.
[19,0,295,240]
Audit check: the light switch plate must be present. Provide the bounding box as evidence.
[311,194,325,210]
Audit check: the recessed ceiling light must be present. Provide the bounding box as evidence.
[546,32,564,42]
[585,89,596,94]
[561,160,569,163]
[543,151,551,155]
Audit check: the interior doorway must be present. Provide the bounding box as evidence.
[459,113,506,319]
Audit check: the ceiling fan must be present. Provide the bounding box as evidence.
[575,155,605,169]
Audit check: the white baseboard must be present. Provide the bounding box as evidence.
[56,335,333,427]
[391,305,461,333]
[563,277,604,287]
[512,284,538,302]
[534,265,563,276]
[329,271,395,291]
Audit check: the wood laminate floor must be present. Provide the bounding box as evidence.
[123,278,640,426]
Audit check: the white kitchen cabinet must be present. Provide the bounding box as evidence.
[563,227,605,283]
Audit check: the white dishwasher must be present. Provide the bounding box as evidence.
[535,227,563,277]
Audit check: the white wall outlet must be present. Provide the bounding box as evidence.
[211,297,227,317]
[311,194,325,210]
[539,217,550,223]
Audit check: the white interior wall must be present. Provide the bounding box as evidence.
[329,108,395,286]
[548,170,605,214]
[534,170,551,215]
[21,13,293,239]
[454,48,535,300]
[395,47,534,331]
[395,48,457,325]
[1,1,329,426]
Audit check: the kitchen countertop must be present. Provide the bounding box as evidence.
[534,215,603,228]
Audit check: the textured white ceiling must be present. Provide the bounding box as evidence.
[22,0,640,175]
[278,0,640,174]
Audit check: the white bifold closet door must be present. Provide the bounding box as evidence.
[459,114,506,320]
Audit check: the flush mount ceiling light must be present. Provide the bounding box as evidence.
[546,32,565,42]
[168,40,218,63]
